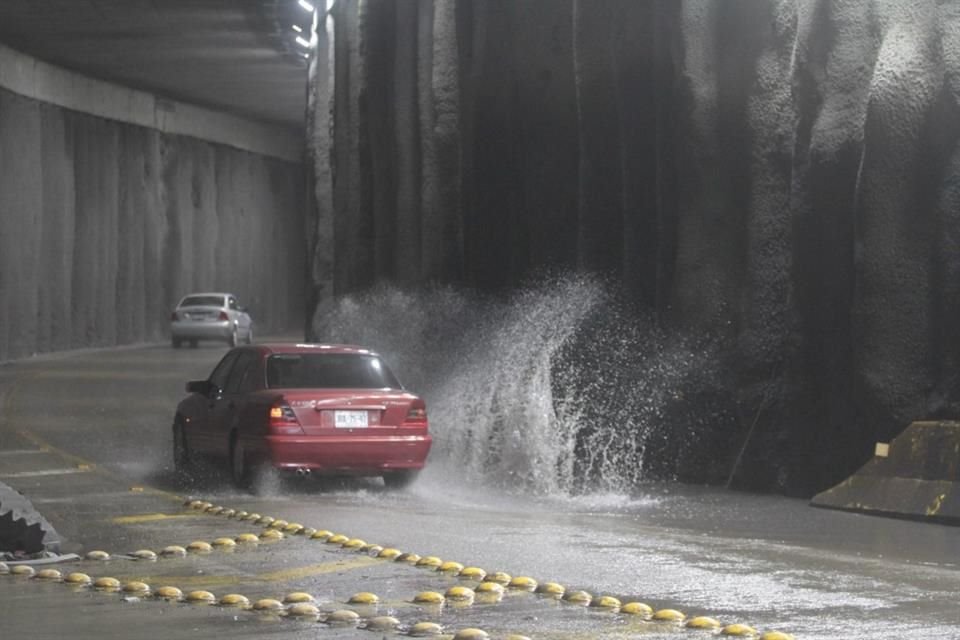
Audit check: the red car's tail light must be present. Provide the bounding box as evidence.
[269,403,303,435]
[218,311,229,321]
[403,399,428,425]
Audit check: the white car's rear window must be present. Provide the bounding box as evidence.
[180,295,225,308]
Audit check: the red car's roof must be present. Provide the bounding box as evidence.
[255,343,382,357]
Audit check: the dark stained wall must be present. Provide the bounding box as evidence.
[0,87,307,362]
[306,0,960,494]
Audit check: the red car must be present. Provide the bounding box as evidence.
[172,343,431,489]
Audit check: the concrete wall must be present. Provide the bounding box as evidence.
[307,0,960,495]
[0,46,307,361]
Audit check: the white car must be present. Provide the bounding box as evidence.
[170,293,254,348]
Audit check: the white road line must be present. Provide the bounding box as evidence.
[0,467,90,478]
[0,449,48,456]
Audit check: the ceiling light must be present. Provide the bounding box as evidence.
[298,0,315,12]
[292,24,303,33]
[295,35,311,48]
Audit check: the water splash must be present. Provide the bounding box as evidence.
[314,274,724,496]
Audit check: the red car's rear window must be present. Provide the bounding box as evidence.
[266,353,401,389]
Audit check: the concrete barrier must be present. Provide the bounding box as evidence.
[811,421,960,524]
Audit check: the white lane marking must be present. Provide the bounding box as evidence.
[0,467,91,478]
[0,449,48,455]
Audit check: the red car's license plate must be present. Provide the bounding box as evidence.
[334,410,368,428]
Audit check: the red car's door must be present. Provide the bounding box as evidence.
[208,350,259,458]
[189,350,240,455]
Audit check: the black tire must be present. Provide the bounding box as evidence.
[383,469,419,490]
[171,337,182,348]
[173,421,193,478]
[230,435,249,488]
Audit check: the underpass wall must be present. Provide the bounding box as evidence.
[0,46,307,362]
[307,0,960,495]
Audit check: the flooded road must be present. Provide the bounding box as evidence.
[1,343,959,639]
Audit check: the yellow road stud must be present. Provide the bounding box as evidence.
[325,609,361,625]
[348,592,380,604]
[622,602,653,617]
[155,586,184,600]
[232,511,249,519]
[440,561,464,574]
[413,591,445,604]
[301,527,317,537]
[220,594,251,607]
[253,598,285,611]
[592,595,621,611]
[287,603,321,618]
[342,538,366,549]
[11,565,35,577]
[378,547,402,559]
[475,581,505,594]
[284,523,304,534]
[310,529,334,540]
[459,566,487,580]
[366,616,401,631]
[269,519,288,530]
[688,616,722,629]
[417,555,443,568]
[187,541,213,553]
[506,636,532,640]
[65,572,92,585]
[326,533,349,544]
[205,506,224,515]
[445,586,475,603]
[760,632,794,640]
[409,622,444,636]
[256,516,275,525]
[453,629,490,640]
[259,529,284,541]
[186,590,216,604]
[508,576,538,591]
[362,544,383,555]
[220,509,236,517]
[0,562,8,574]
[653,609,686,622]
[283,592,315,604]
[85,550,110,561]
[722,624,759,636]
[563,590,592,606]
[93,577,121,590]
[212,537,236,548]
[235,533,259,544]
[397,552,421,564]
[486,571,511,585]
[160,545,187,557]
[35,569,62,581]
[122,581,151,595]
[536,582,565,597]
[243,512,261,521]
[131,549,157,561]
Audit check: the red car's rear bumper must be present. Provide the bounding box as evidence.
[260,433,431,474]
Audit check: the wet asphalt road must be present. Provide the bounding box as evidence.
[1,343,959,639]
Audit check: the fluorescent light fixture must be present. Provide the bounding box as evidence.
[298,0,315,12]
[292,24,302,33]
[295,35,311,48]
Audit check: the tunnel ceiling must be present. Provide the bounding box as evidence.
[0,0,308,127]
